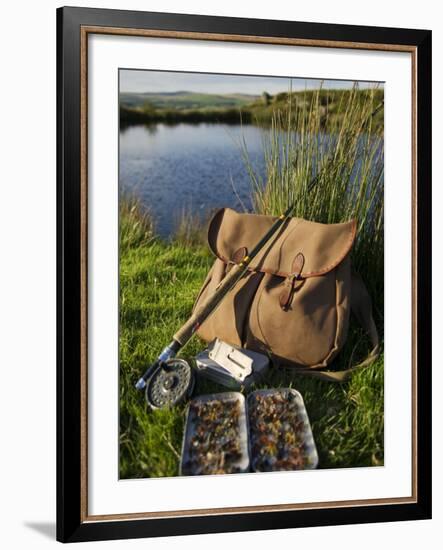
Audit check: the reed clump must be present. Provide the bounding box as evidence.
[172,208,209,248]
[241,84,384,308]
[119,195,155,251]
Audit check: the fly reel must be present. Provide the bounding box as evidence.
[145,358,195,409]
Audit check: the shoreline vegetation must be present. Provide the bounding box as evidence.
[120,87,384,131]
[119,200,384,479]
[119,84,384,478]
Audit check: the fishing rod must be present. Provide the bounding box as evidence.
[135,98,384,405]
[135,201,295,393]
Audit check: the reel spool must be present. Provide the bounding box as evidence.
[145,358,195,409]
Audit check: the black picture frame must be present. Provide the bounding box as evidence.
[57,6,432,543]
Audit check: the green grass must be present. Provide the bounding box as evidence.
[119,202,384,479]
[119,239,213,478]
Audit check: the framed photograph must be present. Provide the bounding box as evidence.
[57,6,432,543]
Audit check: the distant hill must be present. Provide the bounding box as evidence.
[119,91,259,110]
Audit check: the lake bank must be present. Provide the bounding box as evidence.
[120,88,384,131]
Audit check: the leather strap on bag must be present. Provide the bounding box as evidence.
[294,271,380,382]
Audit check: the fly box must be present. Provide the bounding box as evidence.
[194,338,269,390]
[180,392,249,476]
[247,388,318,472]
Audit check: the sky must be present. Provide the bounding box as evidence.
[119,69,383,95]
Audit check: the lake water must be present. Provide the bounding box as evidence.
[119,123,267,237]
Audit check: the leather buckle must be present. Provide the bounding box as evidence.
[279,253,305,310]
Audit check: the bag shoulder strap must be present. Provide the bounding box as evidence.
[295,271,380,382]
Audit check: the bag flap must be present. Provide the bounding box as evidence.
[207,208,357,278]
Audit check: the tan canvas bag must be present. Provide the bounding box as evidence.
[193,208,380,382]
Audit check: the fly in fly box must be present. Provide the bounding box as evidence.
[180,392,249,475]
[247,388,318,472]
[194,338,269,390]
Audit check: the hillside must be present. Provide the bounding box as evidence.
[120,91,258,110]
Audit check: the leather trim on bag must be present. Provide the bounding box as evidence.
[207,207,357,279]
